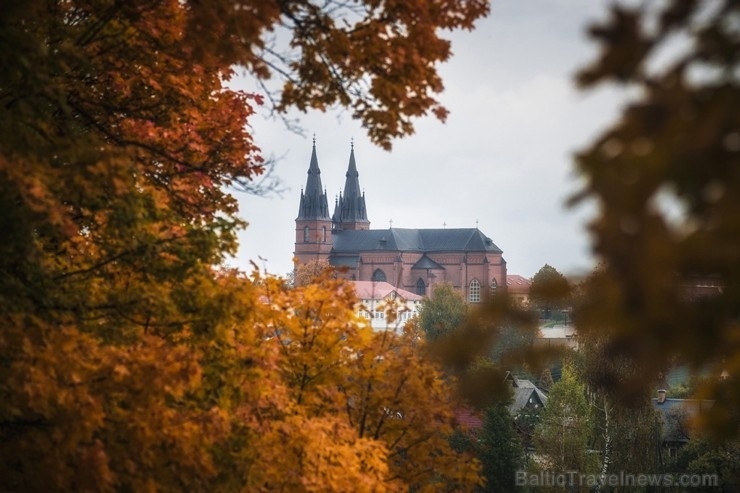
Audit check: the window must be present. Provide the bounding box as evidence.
[491,278,498,295]
[303,226,310,243]
[322,226,327,243]
[416,278,426,296]
[372,269,386,282]
[468,279,481,303]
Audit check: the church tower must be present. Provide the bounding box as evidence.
[294,138,333,266]
[332,143,370,230]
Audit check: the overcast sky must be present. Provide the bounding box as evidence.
[228,0,628,279]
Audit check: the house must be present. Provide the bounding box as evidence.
[506,274,532,306]
[294,140,507,302]
[506,372,548,415]
[455,373,549,434]
[535,324,578,350]
[351,280,421,332]
[652,389,715,460]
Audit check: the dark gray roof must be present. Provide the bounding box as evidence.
[505,374,548,415]
[652,398,714,442]
[328,255,360,269]
[331,228,502,254]
[412,254,444,270]
[509,388,548,414]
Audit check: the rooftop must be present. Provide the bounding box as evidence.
[351,281,422,301]
[332,228,503,254]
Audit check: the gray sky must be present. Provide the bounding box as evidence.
[228,0,627,279]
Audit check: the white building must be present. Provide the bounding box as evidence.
[351,281,422,332]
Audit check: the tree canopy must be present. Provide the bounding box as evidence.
[418,282,468,340]
[0,0,490,490]
[529,264,571,320]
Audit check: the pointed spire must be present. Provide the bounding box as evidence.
[298,138,330,220]
[346,144,359,178]
[332,142,370,229]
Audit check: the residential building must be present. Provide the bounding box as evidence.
[351,280,421,332]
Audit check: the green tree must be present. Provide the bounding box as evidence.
[571,0,740,438]
[418,282,468,340]
[578,334,662,488]
[670,438,740,492]
[477,405,524,492]
[529,264,571,320]
[534,363,596,490]
[588,396,661,492]
[452,403,523,493]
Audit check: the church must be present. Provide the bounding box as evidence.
[294,140,507,303]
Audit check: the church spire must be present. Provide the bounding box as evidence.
[332,142,370,230]
[297,138,330,220]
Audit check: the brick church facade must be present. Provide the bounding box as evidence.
[294,141,507,302]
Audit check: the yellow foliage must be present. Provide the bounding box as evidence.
[0,0,488,489]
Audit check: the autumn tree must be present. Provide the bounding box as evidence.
[0,0,490,490]
[289,258,334,287]
[571,0,740,438]
[253,272,482,491]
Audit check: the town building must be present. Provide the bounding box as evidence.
[506,274,532,306]
[351,281,422,332]
[295,140,507,302]
[652,389,715,460]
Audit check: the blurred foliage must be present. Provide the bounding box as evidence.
[571,0,740,439]
[424,288,550,410]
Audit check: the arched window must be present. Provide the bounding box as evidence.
[416,278,426,296]
[322,226,327,243]
[468,279,481,303]
[491,278,498,295]
[372,269,386,282]
[303,226,310,243]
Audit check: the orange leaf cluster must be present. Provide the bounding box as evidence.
[0,1,488,489]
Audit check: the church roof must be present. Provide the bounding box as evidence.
[331,228,503,254]
[297,140,330,220]
[329,256,360,268]
[411,254,444,270]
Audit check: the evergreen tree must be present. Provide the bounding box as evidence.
[451,403,524,493]
[477,405,524,492]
